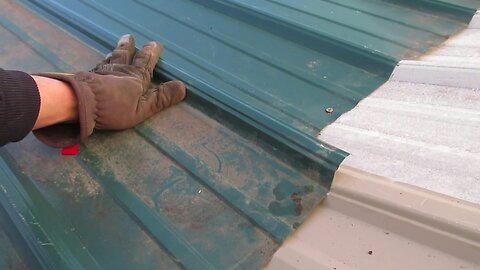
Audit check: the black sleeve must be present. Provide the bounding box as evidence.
[0,69,41,147]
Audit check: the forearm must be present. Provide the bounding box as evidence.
[2,35,184,148]
[0,70,78,147]
[32,75,78,130]
[0,69,40,146]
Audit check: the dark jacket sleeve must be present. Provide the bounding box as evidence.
[0,69,41,147]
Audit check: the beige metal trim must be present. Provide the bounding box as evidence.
[267,166,480,270]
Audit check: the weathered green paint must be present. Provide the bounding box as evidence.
[0,149,102,270]
[76,146,216,270]
[135,124,294,241]
[0,2,337,268]
[0,0,479,269]
[21,0,479,134]
[2,136,183,270]
[0,221,32,270]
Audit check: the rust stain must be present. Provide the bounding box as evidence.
[290,192,303,216]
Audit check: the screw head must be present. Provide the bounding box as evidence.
[325,107,334,113]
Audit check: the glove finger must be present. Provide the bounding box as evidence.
[103,52,113,64]
[91,53,112,72]
[132,41,163,78]
[109,34,136,65]
[137,81,186,121]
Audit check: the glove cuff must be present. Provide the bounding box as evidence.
[32,72,95,148]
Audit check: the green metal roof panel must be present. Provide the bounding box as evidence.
[21,0,479,134]
[0,3,342,268]
[0,0,478,269]
[0,226,30,270]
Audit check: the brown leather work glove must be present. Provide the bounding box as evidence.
[33,34,186,148]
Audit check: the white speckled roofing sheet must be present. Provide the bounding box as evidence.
[319,11,480,204]
[267,12,480,270]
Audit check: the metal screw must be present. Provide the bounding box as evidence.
[325,107,334,113]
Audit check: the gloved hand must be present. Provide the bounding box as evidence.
[33,34,186,148]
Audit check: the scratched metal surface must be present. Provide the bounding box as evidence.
[0,1,343,269]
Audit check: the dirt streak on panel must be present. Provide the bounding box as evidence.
[0,226,30,270]
[84,129,279,268]
[0,0,103,72]
[6,135,101,200]
[5,135,179,270]
[0,26,57,72]
[142,103,325,223]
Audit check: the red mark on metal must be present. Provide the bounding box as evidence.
[61,144,79,156]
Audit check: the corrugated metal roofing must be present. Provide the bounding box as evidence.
[0,211,30,269]
[268,166,480,270]
[0,2,343,269]
[319,12,480,204]
[22,0,479,135]
[0,0,479,269]
[272,12,480,269]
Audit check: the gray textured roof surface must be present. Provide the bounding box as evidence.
[268,12,480,270]
[319,11,480,204]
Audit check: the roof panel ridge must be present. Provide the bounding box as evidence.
[386,0,479,23]
[194,0,398,77]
